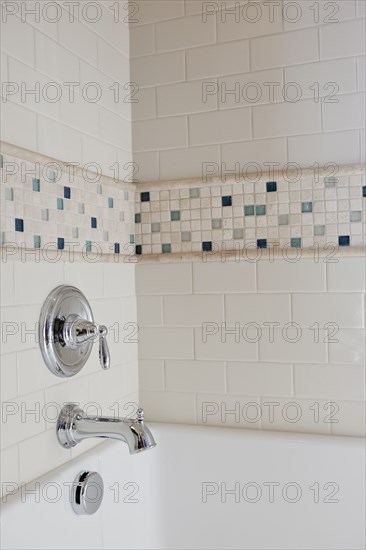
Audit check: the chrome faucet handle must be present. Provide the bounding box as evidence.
[39,285,111,378]
[98,325,110,370]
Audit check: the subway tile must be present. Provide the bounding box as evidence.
[323,93,366,132]
[139,327,194,359]
[227,362,292,396]
[131,52,185,87]
[136,263,192,294]
[257,259,326,292]
[139,359,165,391]
[288,130,360,166]
[14,260,64,305]
[159,145,220,181]
[65,261,104,299]
[253,100,321,139]
[225,294,291,326]
[130,24,155,57]
[196,393,261,429]
[326,257,366,291]
[35,31,79,82]
[37,116,82,164]
[259,327,327,363]
[165,360,225,392]
[251,28,319,70]
[0,444,19,489]
[294,363,365,401]
[218,68,284,109]
[189,108,251,145]
[98,38,130,81]
[357,56,366,91]
[156,13,215,52]
[131,0,184,25]
[332,401,366,437]
[1,391,45,449]
[0,261,14,307]
[103,263,136,297]
[1,305,41,355]
[0,353,17,401]
[193,261,256,293]
[292,293,364,328]
[285,58,357,100]
[217,6,282,42]
[140,390,196,424]
[194,327,258,361]
[186,41,250,80]
[100,108,132,150]
[60,92,100,140]
[1,14,35,66]
[132,88,157,120]
[163,294,224,326]
[58,15,98,66]
[133,117,187,151]
[17,348,61,397]
[320,18,366,60]
[133,151,160,182]
[157,80,217,117]
[81,134,118,175]
[88,367,125,412]
[283,0,356,31]
[221,137,288,168]
[1,102,37,152]
[137,296,163,326]
[260,396,331,434]
[19,429,70,485]
[328,329,365,364]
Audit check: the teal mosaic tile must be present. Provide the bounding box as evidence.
[301,202,313,213]
[171,210,180,221]
[162,244,171,253]
[32,178,40,192]
[34,235,41,248]
[108,197,114,208]
[57,198,64,210]
[256,205,266,216]
[244,205,254,216]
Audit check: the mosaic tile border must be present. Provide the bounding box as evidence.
[135,170,366,255]
[0,143,135,256]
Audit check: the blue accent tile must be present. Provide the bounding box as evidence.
[114,243,120,254]
[57,238,65,250]
[32,178,40,192]
[301,202,313,213]
[136,245,142,255]
[291,238,302,248]
[85,241,92,253]
[64,186,71,199]
[130,234,135,244]
[363,186,366,197]
[108,197,114,208]
[141,192,150,202]
[222,195,232,207]
[91,217,97,229]
[151,222,161,232]
[34,235,41,249]
[190,188,200,199]
[202,241,212,252]
[162,244,171,253]
[171,210,180,221]
[266,181,277,192]
[135,213,141,223]
[57,198,64,210]
[244,205,254,216]
[256,205,266,216]
[257,239,267,249]
[15,218,24,232]
[339,235,350,247]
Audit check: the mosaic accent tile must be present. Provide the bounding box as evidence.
[339,235,350,246]
[1,150,135,255]
[266,181,277,192]
[162,243,171,253]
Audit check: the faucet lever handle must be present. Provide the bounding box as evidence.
[98,325,110,370]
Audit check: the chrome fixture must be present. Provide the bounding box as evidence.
[39,285,110,378]
[57,404,156,454]
[71,471,104,515]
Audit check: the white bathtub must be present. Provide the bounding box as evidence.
[1,424,365,550]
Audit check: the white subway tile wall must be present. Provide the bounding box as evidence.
[0,1,132,176]
[0,258,138,493]
[136,255,366,436]
[130,0,366,182]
